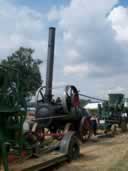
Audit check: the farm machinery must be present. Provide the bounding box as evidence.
[0,65,27,171]
[35,27,92,143]
[98,93,128,134]
[0,27,92,171]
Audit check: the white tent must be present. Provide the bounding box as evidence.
[84,102,102,110]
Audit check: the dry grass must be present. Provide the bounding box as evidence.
[108,151,128,171]
[55,133,128,171]
[1,133,128,171]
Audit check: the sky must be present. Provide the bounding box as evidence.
[118,0,128,6]
[12,0,70,11]
[0,0,128,99]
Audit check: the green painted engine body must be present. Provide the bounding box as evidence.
[108,94,124,107]
[0,65,27,171]
[98,94,125,130]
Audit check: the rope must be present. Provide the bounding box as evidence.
[79,93,106,102]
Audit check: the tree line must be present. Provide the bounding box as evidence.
[0,47,42,97]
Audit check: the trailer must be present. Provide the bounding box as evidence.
[8,131,80,171]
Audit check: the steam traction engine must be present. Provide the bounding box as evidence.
[98,93,128,134]
[0,64,80,171]
[35,27,92,143]
[0,27,91,171]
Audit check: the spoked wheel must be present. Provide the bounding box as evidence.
[60,131,80,161]
[79,116,92,143]
[35,86,45,104]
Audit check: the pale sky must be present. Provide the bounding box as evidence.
[0,0,128,99]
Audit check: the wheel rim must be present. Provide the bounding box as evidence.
[69,139,79,160]
[79,117,91,142]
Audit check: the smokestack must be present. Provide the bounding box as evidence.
[45,27,56,102]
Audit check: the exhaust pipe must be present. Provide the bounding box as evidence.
[45,27,56,102]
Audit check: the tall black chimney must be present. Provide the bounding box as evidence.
[45,27,56,102]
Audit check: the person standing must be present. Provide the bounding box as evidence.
[90,114,98,136]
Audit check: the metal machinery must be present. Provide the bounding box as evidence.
[0,27,81,171]
[98,93,128,134]
[0,65,26,171]
[35,27,92,143]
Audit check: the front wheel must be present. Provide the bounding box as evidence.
[60,131,80,161]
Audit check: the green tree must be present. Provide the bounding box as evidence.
[1,47,43,97]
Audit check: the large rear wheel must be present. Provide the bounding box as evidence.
[79,116,92,143]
